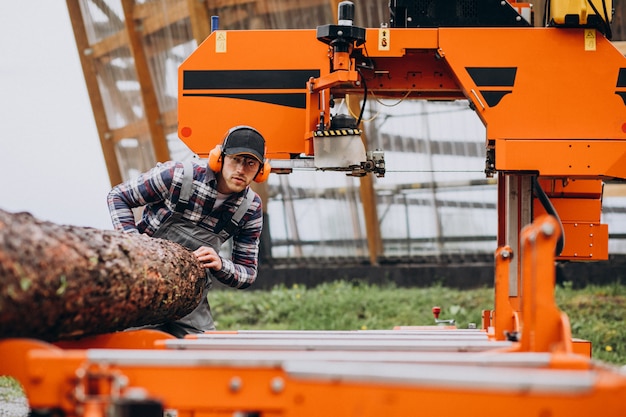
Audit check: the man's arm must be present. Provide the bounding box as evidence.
[107,161,179,233]
[107,183,142,233]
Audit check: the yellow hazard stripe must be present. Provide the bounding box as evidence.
[314,129,362,137]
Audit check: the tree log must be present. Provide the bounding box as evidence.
[0,209,206,341]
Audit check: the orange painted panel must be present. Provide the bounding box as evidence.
[533,198,601,222]
[572,338,592,357]
[559,222,609,260]
[497,140,626,178]
[178,29,330,159]
[537,178,603,198]
[439,28,626,141]
[532,196,608,260]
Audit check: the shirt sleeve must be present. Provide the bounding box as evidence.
[212,194,263,289]
[106,161,179,233]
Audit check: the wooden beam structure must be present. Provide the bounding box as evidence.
[120,0,169,163]
[66,0,123,186]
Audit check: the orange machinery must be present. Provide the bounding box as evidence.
[1,0,626,416]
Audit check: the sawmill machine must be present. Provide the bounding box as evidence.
[1,0,626,415]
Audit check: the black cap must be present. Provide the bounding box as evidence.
[222,126,265,162]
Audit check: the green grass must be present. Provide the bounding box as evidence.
[0,375,24,402]
[210,280,626,365]
[0,375,29,417]
[556,281,626,364]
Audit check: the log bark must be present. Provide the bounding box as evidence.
[0,209,206,341]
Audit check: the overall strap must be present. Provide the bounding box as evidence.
[175,160,195,212]
[218,187,255,240]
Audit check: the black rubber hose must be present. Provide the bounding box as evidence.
[532,176,565,256]
[356,67,367,127]
[587,0,612,40]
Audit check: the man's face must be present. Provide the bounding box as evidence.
[216,154,261,194]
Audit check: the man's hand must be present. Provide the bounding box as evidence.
[193,246,222,271]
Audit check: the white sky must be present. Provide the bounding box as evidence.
[0,3,114,230]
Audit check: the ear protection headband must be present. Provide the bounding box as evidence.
[208,126,271,183]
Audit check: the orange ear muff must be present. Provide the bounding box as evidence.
[210,144,270,182]
[208,145,223,172]
[253,160,272,183]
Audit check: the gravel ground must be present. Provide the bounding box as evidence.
[0,385,29,417]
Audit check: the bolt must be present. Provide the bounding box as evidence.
[540,222,555,236]
[271,377,285,393]
[229,376,242,392]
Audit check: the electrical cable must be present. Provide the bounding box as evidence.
[386,169,484,173]
[599,0,613,40]
[544,0,551,26]
[532,176,565,256]
[587,0,612,39]
[356,67,368,127]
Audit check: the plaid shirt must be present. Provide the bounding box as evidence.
[107,160,263,289]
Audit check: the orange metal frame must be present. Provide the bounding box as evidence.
[177,22,626,260]
[2,5,626,415]
[178,27,626,167]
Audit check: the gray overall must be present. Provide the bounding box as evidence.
[149,160,253,338]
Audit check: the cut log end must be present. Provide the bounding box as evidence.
[0,209,206,341]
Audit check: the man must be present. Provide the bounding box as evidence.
[107,126,269,337]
